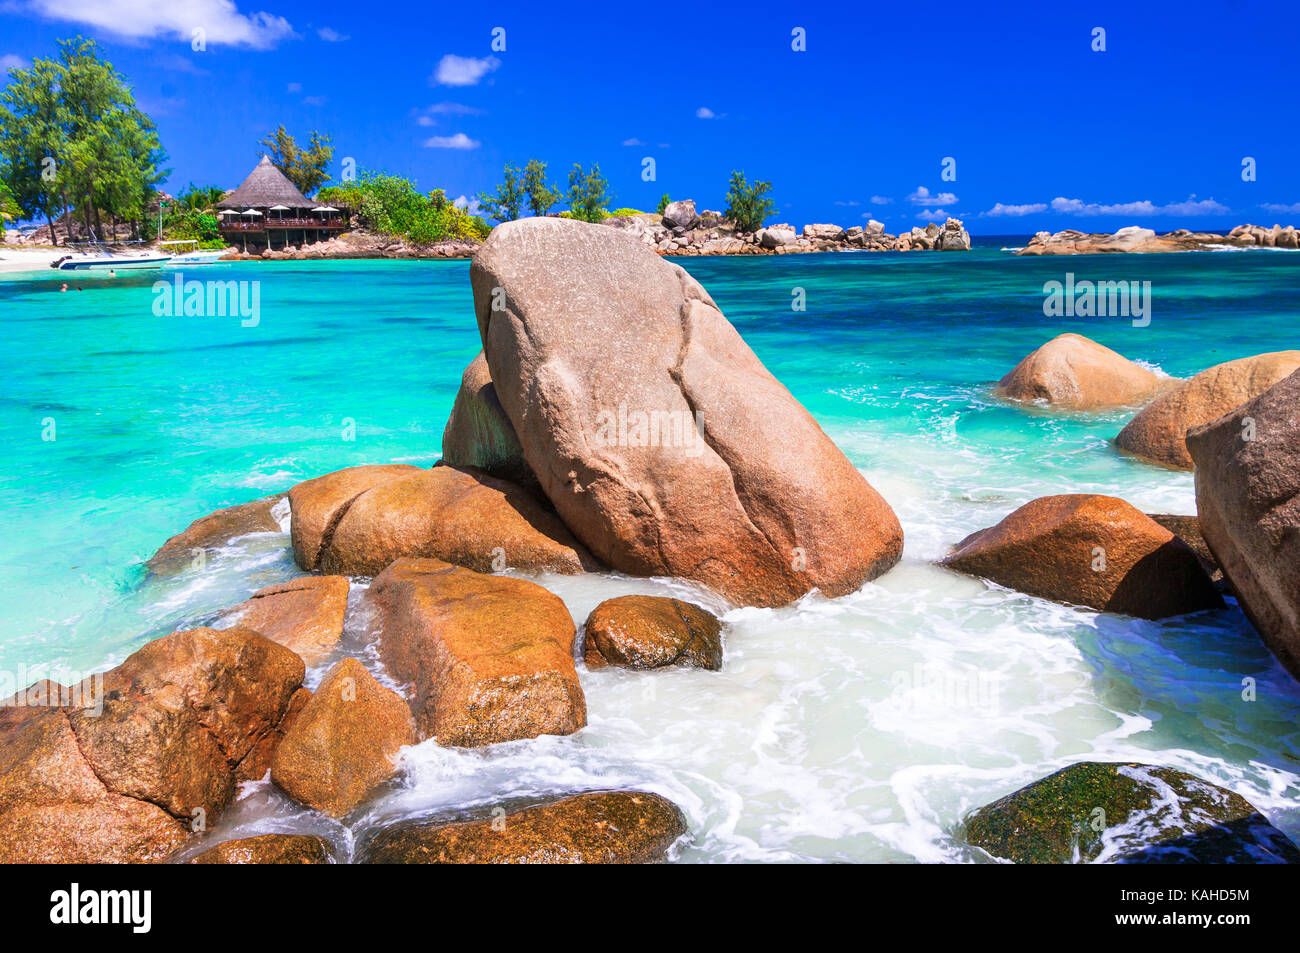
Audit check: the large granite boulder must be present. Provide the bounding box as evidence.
[366,558,586,746]
[935,217,971,251]
[660,199,698,230]
[271,657,414,816]
[440,351,536,488]
[1187,369,1300,679]
[470,217,902,607]
[0,626,304,863]
[758,227,798,249]
[942,495,1223,620]
[189,833,332,864]
[219,575,349,666]
[997,333,1168,410]
[965,762,1300,863]
[583,595,723,670]
[289,464,420,569]
[290,463,596,577]
[364,790,687,863]
[802,223,845,242]
[1116,351,1300,469]
[147,493,286,575]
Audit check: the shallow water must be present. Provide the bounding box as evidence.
[2,245,1298,862]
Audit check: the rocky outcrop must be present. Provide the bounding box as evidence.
[996,333,1170,410]
[366,558,586,746]
[440,351,536,488]
[219,575,349,666]
[964,762,1300,863]
[291,463,595,577]
[1115,351,1300,469]
[583,596,723,671]
[1187,369,1300,680]
[661,200,698,231]
[271,658,414,817]
[471,216,903,607]
[227,231,481,261]
[1019,223,1300,255]
[363,790,687,863]
[0,626,304,863]
[147,493,286,575]
[603,206,972,256]
[189,833,332,864]
[942,495,1223,620]
[1147,514,1226,591]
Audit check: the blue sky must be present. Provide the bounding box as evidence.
[2,0,1297,234]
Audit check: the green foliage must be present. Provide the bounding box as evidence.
[724,170,776,232]
[175,183,225,212]
[260,126,333,196]
[0,36,168,243]
[476,162,524,223]
[317,170,488,244]
[656,193,671,215]
[605,208,644,217]
[521,159,560,217]
[566,162,611,223]
[0,180,18,221]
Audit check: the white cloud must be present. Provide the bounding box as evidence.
[0,53,29,73]
[423,132,480,150]
[695,106,715,119]
[20,0,295,49]
[302,95,327,106]
[432,54,500,86]
[834,200,860,207]
[915,208,950,222]
[286,81,302,92]
[1050,195,1228,216]
[869,195,892,205]
[908,186,958,207]
[983,202,1048,217]
[622,137,646,147]
[1261,202,1300,215]
[414,102,483,126]
[453,195,483,215]
[317,26,348,42]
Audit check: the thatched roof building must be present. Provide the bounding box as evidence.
[216,155,347,251]
[216,155,312,210]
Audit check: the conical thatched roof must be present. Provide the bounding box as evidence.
[216,155,311,209]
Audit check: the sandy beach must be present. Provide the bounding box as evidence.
[0,246,64,274]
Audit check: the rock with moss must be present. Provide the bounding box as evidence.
[964,762,1300,864]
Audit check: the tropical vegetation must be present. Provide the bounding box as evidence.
[317,171,489,244]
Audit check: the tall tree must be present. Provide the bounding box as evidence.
[260,126,333,195]
[476,162,524,223]
[566,163,610,223]
[521,159,559,217]
[724,170,775,232]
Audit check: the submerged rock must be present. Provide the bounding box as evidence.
[440,351,536,488]
[965,762,1300,863]
[1115,350,1300,469]
[220,575,349,666]
[941,494,1223,619]
[0,626,304,863]
[997,333,1169,410]
[470,217,902,607]
[189,833,332,864]
[147,493,286,575]
[271,657,414,817]
[364,790,687,864]
[583,595,723,670]
[366,557,586,746]
[1187,369,1300,680]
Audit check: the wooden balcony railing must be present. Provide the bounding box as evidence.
[219,217,349,231]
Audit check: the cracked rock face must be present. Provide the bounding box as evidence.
[0,626,304,863]
[470,217,903,607]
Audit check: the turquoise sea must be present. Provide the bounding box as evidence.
[2,241,1298,861]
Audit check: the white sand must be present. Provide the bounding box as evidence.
[0,247,65,275]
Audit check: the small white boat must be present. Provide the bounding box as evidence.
[159,240,228,265]
[50,242,171,271]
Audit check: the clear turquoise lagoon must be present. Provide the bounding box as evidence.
[2,244,1298,861]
